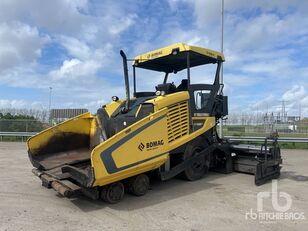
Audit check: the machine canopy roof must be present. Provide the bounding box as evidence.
[133,43,224,73]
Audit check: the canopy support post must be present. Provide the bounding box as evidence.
[163,72,169,84]
[133,66,136,97]
[186,52,190,87]
[186,51,193,132]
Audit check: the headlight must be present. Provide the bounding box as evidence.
[112,96,119,101]
[155,91,166,96]
[171,48,179,55]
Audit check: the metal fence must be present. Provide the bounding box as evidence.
[223,121,308,137]
[0,119,46,132]
[1,119,308,143]
[224,112,308,136]
[0,120,47,141]
[1,131,307,145]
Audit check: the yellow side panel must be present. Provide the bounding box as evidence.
[104,100,124,117]
[91,109,169,186]
[27,112,93,155]
[113,117,168,167]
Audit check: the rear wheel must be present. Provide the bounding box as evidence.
[100,182,125,204]
[181,138,210,181]
[128,174,150,196]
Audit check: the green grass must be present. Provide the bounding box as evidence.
[279,142,308,149]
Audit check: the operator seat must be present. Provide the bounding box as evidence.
[155,83,177,95]
[177,79,188,91]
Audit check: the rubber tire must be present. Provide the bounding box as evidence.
[100,182,125,204]
[181,138,209,181]
[128,174,150,196]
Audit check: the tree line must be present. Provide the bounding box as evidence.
[0,111,46,132]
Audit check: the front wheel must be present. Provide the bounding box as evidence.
[181,138,210,181]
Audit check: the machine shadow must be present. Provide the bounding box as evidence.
[70,172,234,212]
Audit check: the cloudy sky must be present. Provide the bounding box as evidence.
[0,0,307,117]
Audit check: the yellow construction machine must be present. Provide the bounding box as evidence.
[27,43,282,203]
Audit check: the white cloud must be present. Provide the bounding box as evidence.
[283,85,306,101]
[50,58,100,81]
[192,0,308,29]
[59,36,91,60]
[48,41,114,84]
[300,96,308,116]
[167,0,191,10]
[251,95,277,111]
[171,0,308,54]
[0,1,138,113]
[228,13,308,52]
[84,99,105,109]
[246,85,308,116]
[0,0,307,118]
[224,74,258,87]
[109,14,137,35]
[0,22,47,71]
[0,66,46,88]
[0,99,27,108]
[0,0,89,35]
[240,58,293,76]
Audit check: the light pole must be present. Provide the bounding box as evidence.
[48,87,52,125]
[219,0,224,138]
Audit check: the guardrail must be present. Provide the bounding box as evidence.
[0,132,307,143]
[0,132,38,141]
[225,136,308,143]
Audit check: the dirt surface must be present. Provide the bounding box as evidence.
[0,142,307,231]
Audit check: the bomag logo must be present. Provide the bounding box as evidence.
[146,51,163,59]
[138,140,164,151]
[138,143,145,151]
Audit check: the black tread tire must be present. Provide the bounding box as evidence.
[100,182,125,204]
[128,174,150,196]
[181,137,210,181]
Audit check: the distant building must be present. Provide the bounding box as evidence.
[264,113,301,133]
[286,116,301,123]
[50,109,88,123]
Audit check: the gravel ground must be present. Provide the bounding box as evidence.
[0,142,307,231]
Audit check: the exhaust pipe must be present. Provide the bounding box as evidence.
[120,50,130,112]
